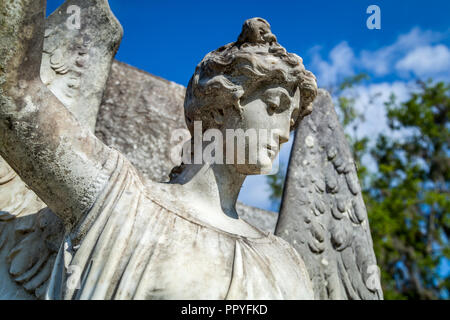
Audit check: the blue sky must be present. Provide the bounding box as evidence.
[46,0,450,211]
[46,0,450,86]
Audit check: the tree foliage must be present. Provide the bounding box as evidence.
[366,80,449,299]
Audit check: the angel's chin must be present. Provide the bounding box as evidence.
[234,157,274,175]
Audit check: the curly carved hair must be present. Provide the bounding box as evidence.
[184,17,317,134]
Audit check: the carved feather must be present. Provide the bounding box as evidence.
[276,89,383,300]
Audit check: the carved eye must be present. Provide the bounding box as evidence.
[263,88,291,114]
[266,97,280,112]
[264,93,281,113]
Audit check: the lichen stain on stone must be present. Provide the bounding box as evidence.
[305,135,314,148]
[23,25,34,40]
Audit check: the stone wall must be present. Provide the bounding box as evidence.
[96,60,186,182]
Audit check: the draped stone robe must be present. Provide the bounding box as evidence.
[45,148,314,300]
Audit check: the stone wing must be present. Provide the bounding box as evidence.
[41,0,123,131]
[276,89,383,300]
[0,0,122,299]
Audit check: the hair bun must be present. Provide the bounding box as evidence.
[236,18,277,45]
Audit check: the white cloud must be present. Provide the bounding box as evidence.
[309,27,450,85]
[395,45,450,78]
[350,81,415,140]
[310,42,356,87]
[360,27,444,77]
[344,81,419,172]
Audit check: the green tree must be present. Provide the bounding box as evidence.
[366,80,449,299]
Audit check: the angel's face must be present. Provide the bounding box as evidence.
[221,83,301,175]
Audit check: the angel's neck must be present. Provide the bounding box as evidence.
[171,162,246,219]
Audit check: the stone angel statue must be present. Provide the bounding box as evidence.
[0,0,382,300]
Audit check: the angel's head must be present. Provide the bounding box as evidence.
[184,17,317,175]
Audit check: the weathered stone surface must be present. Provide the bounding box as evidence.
[96,60,278,233]
[1,14,279,300]
[96,60,186,182]
[1,10,316,299]
[0,0,122,300]
[275,89,383,300]
[235,202,278,233]
[41,0,123,131]
[0,0,380,299]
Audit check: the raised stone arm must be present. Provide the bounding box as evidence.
[0,0,111,226]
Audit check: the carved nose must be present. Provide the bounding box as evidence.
[280,125,290,145]
[273,129,289,145]
[279,133,289,145]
